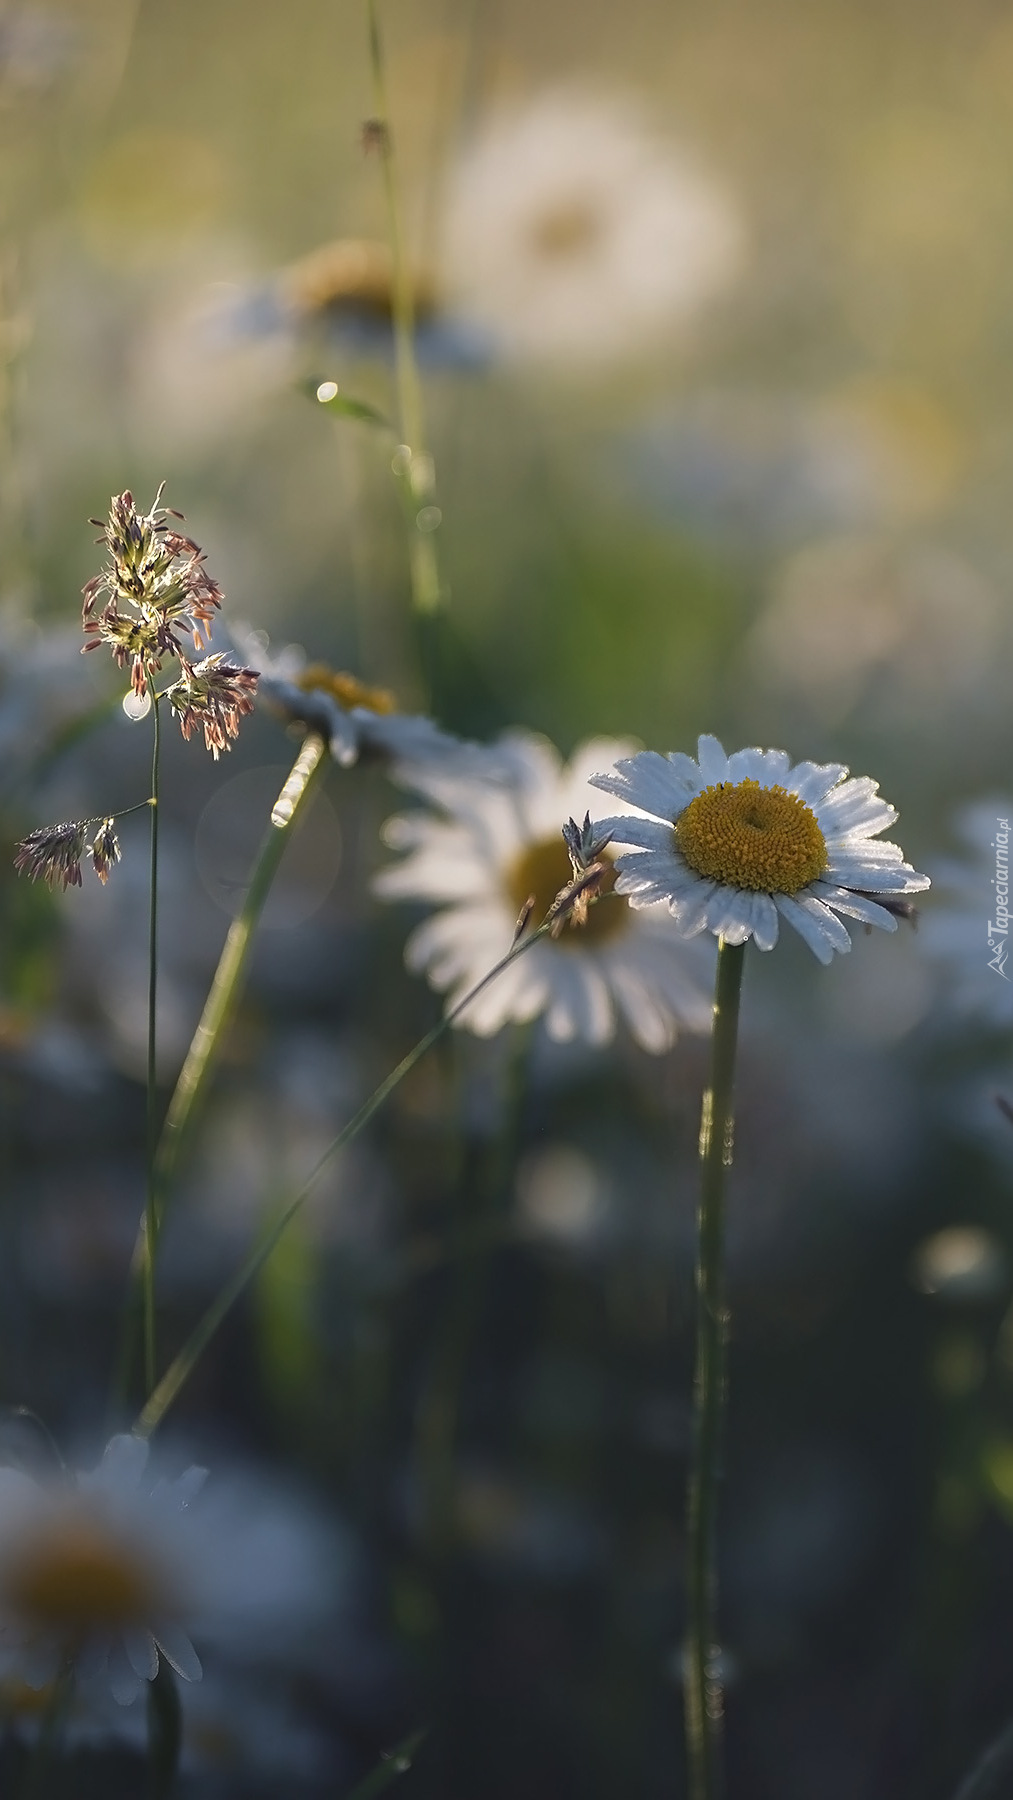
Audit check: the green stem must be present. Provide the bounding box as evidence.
[365,0,443,617]
[135,920,553,1439]
[116,733,329,1408]
[143,679,161,1394]
[154,732,328,1204]
[18,1661,75,1800]
[685,938,745,1800]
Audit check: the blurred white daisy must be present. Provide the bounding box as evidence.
[0,1434,205,1704]
[228,622,464,768]
[590,734,929,964]
[922,798,1013,1022]
[439,89,745,366]
[0,1434,339,1706]
[375,732,713,1050]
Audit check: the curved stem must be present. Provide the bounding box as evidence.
[142,679,161,1393]
[115,734,328,1408]
[135,920,553,1438]
[685,938,745,1800]
[154,732,328,1205]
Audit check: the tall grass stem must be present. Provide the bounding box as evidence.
[142,679,161,1394]
[685,938,745,1800]
[116,732,328,1408]
[365,0,443,617]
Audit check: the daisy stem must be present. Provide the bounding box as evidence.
[142,675,161,1396]
[365,0,444,620]
[114,733,328,1407]
[134,921,554,1439]
[18,1660,74,1799]
[685,937,745,1800]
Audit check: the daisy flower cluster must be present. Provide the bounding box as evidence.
[376,731,713,1052]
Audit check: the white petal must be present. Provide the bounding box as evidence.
[153,1623,202,1683]
[123,1629,159,1682]
[594,815,671,851]
[726,746,791,786]
[671,879,720,935]
[745,891,780,950]
[92,1434,149,1493]
[108,1641,144,1705]
[811,882,899,931]
[589,752,694,821]
[695,735,729,785]
[788,761,849,805]
[775,893,852,962]
[705,886,754,944]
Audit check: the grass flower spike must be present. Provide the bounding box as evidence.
[82,487,225,697]
[14,819,88,889]
[165,653,258,759]
[591,734,929,962]
[376,732,713,1050]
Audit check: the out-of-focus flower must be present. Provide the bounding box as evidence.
[165,653,258,760]
[0,1433,205,1703]
[923,799,1013,1021]
[1,1665,335,1780]
[910,1226,1009,1304]
[746,535,998,727]
[228,622,465,769]
[439,89,745,366]
[0,9,78,93]
[375,732,713,1050]
[0,1433,343,1706]
[591,735,929,964]
[621,382,964,550]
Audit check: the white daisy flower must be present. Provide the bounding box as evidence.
[227,621,463,769]
[921,798,1013,1021]
[375,732,713,1051]
[589,734,929,965]
[439,89,745,367]
[0,1434,205,1705]
[0,1435,337,1707]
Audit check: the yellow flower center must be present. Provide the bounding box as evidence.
[506,837,626,945]
[529,199,602,260]
[674,779,828,894]
[8,1519,164,1631]
[296,665,395,715]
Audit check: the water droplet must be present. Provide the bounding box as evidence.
[122,690,151,721]
[316,379,338,402]
[416,505,442,534]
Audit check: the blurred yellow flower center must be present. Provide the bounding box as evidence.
[507,838,625,944]
[529,199,601,259]
[675,780,827,894]
[9,1521,161,1630]
[296,665,395,715]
